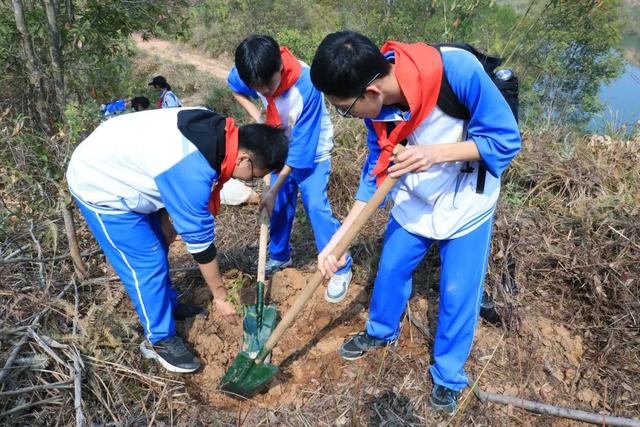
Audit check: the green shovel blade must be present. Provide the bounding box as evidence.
[242,281,277,357]
[219,351,279,397]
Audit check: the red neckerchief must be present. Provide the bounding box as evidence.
[208,118,239,216]
[265,47,302,127]
[370,41,443,186]
[157,89,166,108]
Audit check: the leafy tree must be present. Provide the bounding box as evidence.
[3,0,186,133]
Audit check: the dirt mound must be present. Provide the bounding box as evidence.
[184,268,370,407]
[182,265,606,423]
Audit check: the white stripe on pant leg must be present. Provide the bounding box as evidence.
[95,211,153,341]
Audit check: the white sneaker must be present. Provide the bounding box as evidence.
[325,270,353,303]
[264,257,292,276]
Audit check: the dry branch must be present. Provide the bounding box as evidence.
[60,201,88,280]
[0,380,73,397]
[474,387,640,427]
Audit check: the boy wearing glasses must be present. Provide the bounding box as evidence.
[227,34,353,303]
[66,107,288,373]
[310,31,520,413]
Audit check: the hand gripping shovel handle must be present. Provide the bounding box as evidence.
[255,158,402,363]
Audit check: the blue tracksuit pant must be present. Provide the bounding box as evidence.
[269,159,352,273]
[75,198,176,344]
[367,214,493,391]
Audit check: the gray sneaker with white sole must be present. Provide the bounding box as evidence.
[140,336,201,373]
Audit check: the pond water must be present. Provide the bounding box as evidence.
[590,62,640,131]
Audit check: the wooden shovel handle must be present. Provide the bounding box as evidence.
[256,175,271,284]
[257,210,269,284]
[257,172,400,361]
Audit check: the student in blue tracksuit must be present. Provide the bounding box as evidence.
[148,75,182,108]
[310,31,521,413]
[66,107,288,373]
[100,96,150,120]
[227,34,353,303]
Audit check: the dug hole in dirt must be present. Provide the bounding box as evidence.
[182,267,371,408]
[176,260,595,425]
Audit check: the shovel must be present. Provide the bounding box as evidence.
[241,209,278,358]
[219,167,401,397]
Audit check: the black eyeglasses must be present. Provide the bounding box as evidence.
[335,73,381,118]
[244,158,261,189]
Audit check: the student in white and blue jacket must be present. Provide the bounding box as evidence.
[148,75,182,109]
[227,34,353,303]
[311,31,521,414]
[66,107,288,373]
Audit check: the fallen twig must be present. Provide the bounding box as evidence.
[0,380,73,397]
[69,346,86,427]
[28,327,70,369]
[473,387,640,427]
[28,219,46,288]
[60,201,88,280]
[0,333,31,383]
[0,396,64,418]
[0,249,100,265]
[0,282,73,383]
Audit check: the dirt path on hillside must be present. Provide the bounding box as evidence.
[133,34,232,81]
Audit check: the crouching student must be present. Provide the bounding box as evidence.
[66,107,288,373]
[310,31,521,413]
[100,96,150,119]
[227,34,353,303]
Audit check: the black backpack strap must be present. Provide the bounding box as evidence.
[433,43,490,194]
[434,45,470,121]
[476,163,487,194]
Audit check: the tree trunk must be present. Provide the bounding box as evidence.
[65,0,74,23]
[43,0,65,116]
[12,0,51,133]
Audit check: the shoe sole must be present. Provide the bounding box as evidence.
[139,342,200,373]
[429,399,456,415]
[339,351,367,361]
[338,338,398,361]
[325,290,348,303]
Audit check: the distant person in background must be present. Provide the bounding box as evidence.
[148,75,182,108]
[101,96,150,119]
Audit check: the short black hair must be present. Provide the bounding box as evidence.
[311,31,391,98]
[131,96,150,111]
[148,75,171,90]
[238,124,288,172]
[235,35,282,87]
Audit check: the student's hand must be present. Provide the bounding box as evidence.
[215,299,240,325]
[318,245,347,278]
[259,190,276,218]
[388,145,440,177]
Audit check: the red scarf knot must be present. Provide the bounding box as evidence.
[208,117,239,216]
[370,41,443,186]
[265,47,302,128]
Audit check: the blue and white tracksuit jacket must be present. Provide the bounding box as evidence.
[228,63,351,272]
[160,90,182,108]
[358,47,521,390]
[101,98,127,119]
[66,108,220,344]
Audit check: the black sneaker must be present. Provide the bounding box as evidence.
[140,336,201,373]
[173,303,208,320]
[430,384,459,415]
[338,331,396,361]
